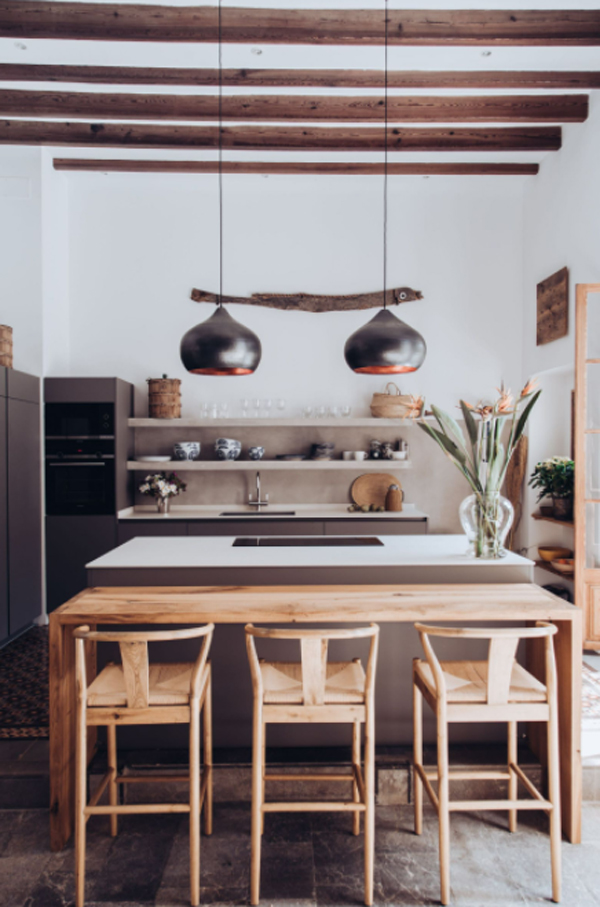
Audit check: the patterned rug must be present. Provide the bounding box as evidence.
[0,625,49,738]
[583,662,600,720]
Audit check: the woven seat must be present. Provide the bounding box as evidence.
[414,659,547,705]
[87,662,209,707]
[261,660,366,705]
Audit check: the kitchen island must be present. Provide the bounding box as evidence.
[87,533,533,586]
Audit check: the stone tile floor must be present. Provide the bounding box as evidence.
[1,803,599,907]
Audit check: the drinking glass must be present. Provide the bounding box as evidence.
[200,402,209,419]
[303,405,314,419]
[276,398,286,415]
[218,402,229,418]
[209,402,218,419]
[240,398,250,418]
[328,405,340,418]
[317,405,327,419]
[252,398,261,419]
[341,405,352,418]
[262,398,273,418]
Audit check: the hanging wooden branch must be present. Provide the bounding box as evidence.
[190,286,423,313]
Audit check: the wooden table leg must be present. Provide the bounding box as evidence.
[553,615,582,844]
[49,617,97,852]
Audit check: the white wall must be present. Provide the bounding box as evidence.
[66,172,526,418]
[0,146,42,376]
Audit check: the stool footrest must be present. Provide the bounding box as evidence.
[265,772,354,783]
[448,799,552,812]
[85,803,190,816]
[263,801,366,813]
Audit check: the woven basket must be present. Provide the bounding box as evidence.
[147,377,181,419]
[0,324,13,368]
[370,382,422,419]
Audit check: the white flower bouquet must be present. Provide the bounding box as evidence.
[139,472,187,500]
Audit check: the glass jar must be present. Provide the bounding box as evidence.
[459,492,514,559]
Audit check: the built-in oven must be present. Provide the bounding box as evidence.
[45,402,114,439]
[45,439,115,515]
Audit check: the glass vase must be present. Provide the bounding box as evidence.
[459,492,514,559]
[156,496,170,514]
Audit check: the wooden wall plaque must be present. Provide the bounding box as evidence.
[537,266,569,345]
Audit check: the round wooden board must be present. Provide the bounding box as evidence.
[351,473,401,508]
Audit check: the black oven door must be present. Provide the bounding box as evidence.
[45,459,115,515]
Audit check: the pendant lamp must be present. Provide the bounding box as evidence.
[344,308,426,374]
[180,306,262,375]
[179,0,261,377]
[344,0,426,376]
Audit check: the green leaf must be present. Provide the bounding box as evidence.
[431,404,468,451]
[513,389,542,445]
[459,401,478,447]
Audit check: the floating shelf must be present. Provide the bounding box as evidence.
[129,417,424,429]
[535,560,574,580]
[128,459,412,471]
[531,512,574,528]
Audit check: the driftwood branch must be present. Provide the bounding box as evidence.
[190,287,423,313]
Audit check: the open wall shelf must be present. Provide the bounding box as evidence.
[129,417,423,428]
[128,459,412,471]
[531,512,574,528]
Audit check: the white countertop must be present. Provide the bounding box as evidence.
[117,503,428,521]
[87,534,533,571]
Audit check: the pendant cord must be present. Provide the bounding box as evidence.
[382,0,389,309]
[217,0,223,307]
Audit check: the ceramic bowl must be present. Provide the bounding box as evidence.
[353,451,367,461]
[214,438,241,461]
[173,441,201,461]
[538,545,572,562]
[391,450,407,460]
[248,446,265,461]
[215,437,241,448]
[550,557,575,575]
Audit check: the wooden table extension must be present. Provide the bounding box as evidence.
[49,583,582,851]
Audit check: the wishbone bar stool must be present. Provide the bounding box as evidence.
[245,623,380,906]
[413,621,561,905]
[74,623,214,907]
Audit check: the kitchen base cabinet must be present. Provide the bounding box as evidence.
[118,517,429,539]
[46,516,116,613]
[187,519,323,537]
[0,368,42,644]
[324,518,427,535]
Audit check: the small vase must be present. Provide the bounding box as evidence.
[156,496,171,514]
[459,492,514,559]
[552,496,573,521]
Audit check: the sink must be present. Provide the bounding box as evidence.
[233,537,384,547]
[219,510,296,516]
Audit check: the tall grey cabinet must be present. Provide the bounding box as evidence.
[0,367,43,644]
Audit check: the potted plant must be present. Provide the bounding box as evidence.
[139,472,187,514]
[529,456,574,521]
[418,380,541,558]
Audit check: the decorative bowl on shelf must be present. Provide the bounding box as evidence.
[538,545,572,562]
[215,438,242,461]
[174,441,201,461]
[248,446,265,460]
[550,557,575,575]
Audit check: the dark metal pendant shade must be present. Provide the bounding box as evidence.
[344,308,426,375]
[180,306,262,376]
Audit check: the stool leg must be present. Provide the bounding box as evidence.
[364,709,375,907]
[352,721,361,836]
[251,705,264,906]
[508,721,517,833]
[547,701,562,902]
[190,702,201,907]
[437,710,451,907]
[413,669,423,836]
[74,698,87,907]
[203,673,213,836]
[107,723,118,837]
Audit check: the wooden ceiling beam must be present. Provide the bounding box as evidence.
[1,64,600,90]
[0,121,561,151]
[52,159,540,176]
[0,89,587,124]
[1,3,599,46]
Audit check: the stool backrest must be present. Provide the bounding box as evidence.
[245,624,379,706]
[74,624,215,707]
[414,621,557,706]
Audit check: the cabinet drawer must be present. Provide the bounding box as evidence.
[188,520,323,536]
[324,519,428,536]
[588,586,600,641]
[117,521,188,544]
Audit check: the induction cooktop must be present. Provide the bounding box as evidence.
[232,537,384,547]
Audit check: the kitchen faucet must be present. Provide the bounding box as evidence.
[248,471,269,511]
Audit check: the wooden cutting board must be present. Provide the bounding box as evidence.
[351,473,401,508]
